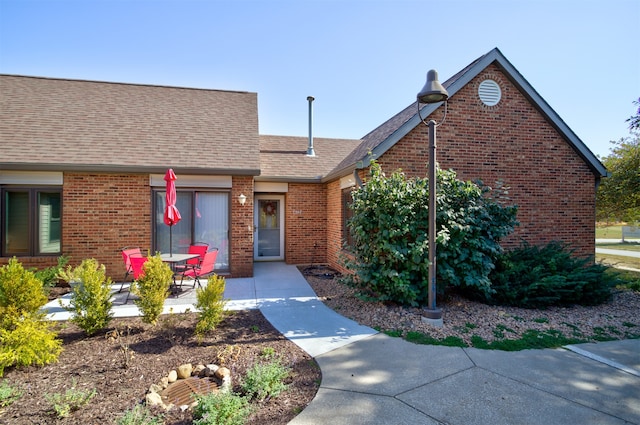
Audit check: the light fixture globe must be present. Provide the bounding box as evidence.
[417,69,449,104]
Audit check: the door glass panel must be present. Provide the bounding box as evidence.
[195,192,229,269]
[155,192,192,255]
[257,199,280,257]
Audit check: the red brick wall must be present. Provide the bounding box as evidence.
[2,173,257,280]
[285,183,327,264]
[231,176,254,277]
[377,65,597,258]
[326,179,343,270]
[62,173,152,279]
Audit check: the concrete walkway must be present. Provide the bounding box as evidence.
[43,262,640,425]
[596,247,640,258]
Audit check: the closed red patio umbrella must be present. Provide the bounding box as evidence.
[164,168,181,257]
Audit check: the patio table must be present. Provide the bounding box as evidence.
[160,253,200,295]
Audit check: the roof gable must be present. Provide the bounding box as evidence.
[327,48,606,179]
[0,75,261,175]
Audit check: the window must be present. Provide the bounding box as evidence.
[2,188,62,256]
[342,187,355,249]
[153,190,229,271]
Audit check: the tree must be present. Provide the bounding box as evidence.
[342,161,518,306]
[596,100,640,223]
[626,98,640,130]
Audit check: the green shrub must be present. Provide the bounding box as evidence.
[343,161,518,306]
[0,257,48,320]
[117,404,163,425]
[32,255,69,288]
[131,255,173,325]
[481,241,617,308]
[59,259,114,335]
[0,258,61,376]
[195,274,228,338]
[45,380,96,418]
[0,314,63,376]
[241,359,290,402]
[193,391,252,425]
[0,380,23,407]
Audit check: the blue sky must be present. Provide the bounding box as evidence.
[1,0,638,158]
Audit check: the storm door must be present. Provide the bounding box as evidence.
[254,195,284,261]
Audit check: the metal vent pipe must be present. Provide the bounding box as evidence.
[306,96,316,157]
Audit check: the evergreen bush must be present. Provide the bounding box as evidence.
[0,314,63,376]
[195,274,228,338]
[59,258,114,335]
[131,255,173,325]
[480,241,617,308]
[0,257,48,320]
[0,258,62,376]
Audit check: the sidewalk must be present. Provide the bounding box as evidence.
[43,262,640,425]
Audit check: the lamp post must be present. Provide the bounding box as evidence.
[417,69,448,326]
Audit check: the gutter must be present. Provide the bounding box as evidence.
[0,163,262,176]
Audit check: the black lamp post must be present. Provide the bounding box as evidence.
[417,70,448,325]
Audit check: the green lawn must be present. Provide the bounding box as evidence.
[596,224,640,241]
[596,253,640,270]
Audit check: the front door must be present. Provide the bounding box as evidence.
[254,195,284,261]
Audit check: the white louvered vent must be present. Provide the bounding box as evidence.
[478,79,502,106]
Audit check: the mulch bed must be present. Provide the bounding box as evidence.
[1,308,320,424]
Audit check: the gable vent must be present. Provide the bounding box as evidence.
[478,79,502,106]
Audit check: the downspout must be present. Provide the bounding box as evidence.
[306,96,316,157]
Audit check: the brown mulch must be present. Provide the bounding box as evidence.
[0,305,320,424]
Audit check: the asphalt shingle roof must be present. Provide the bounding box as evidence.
[259,135,361,181]
[0,75,261,175]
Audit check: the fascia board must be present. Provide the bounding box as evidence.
[489,51,608,177]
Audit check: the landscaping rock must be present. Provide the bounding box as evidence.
[177,363,193,379]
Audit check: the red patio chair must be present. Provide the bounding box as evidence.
[130,256,148,280]
[177,248,218,289]
[122,255,148,303]
[174,242,209,273]
[119,247,143,293]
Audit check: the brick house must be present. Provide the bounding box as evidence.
[0,48,606,280]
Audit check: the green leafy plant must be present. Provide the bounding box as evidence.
[195,274,228,338]
[0,314,63,376]
[241,359,291,402]
[116,404,163,425]
[0,258,62,376]
[481,241,618,308]
[192,391,253,425]
[342,161,518,306]
[260,347,276,360]
[59,258,114,335]
[131,255,173,325]
[0,380,23,408]
[45,380,96,418]
[31,255,69,289]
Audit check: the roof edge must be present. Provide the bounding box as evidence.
[0,163,261,176]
